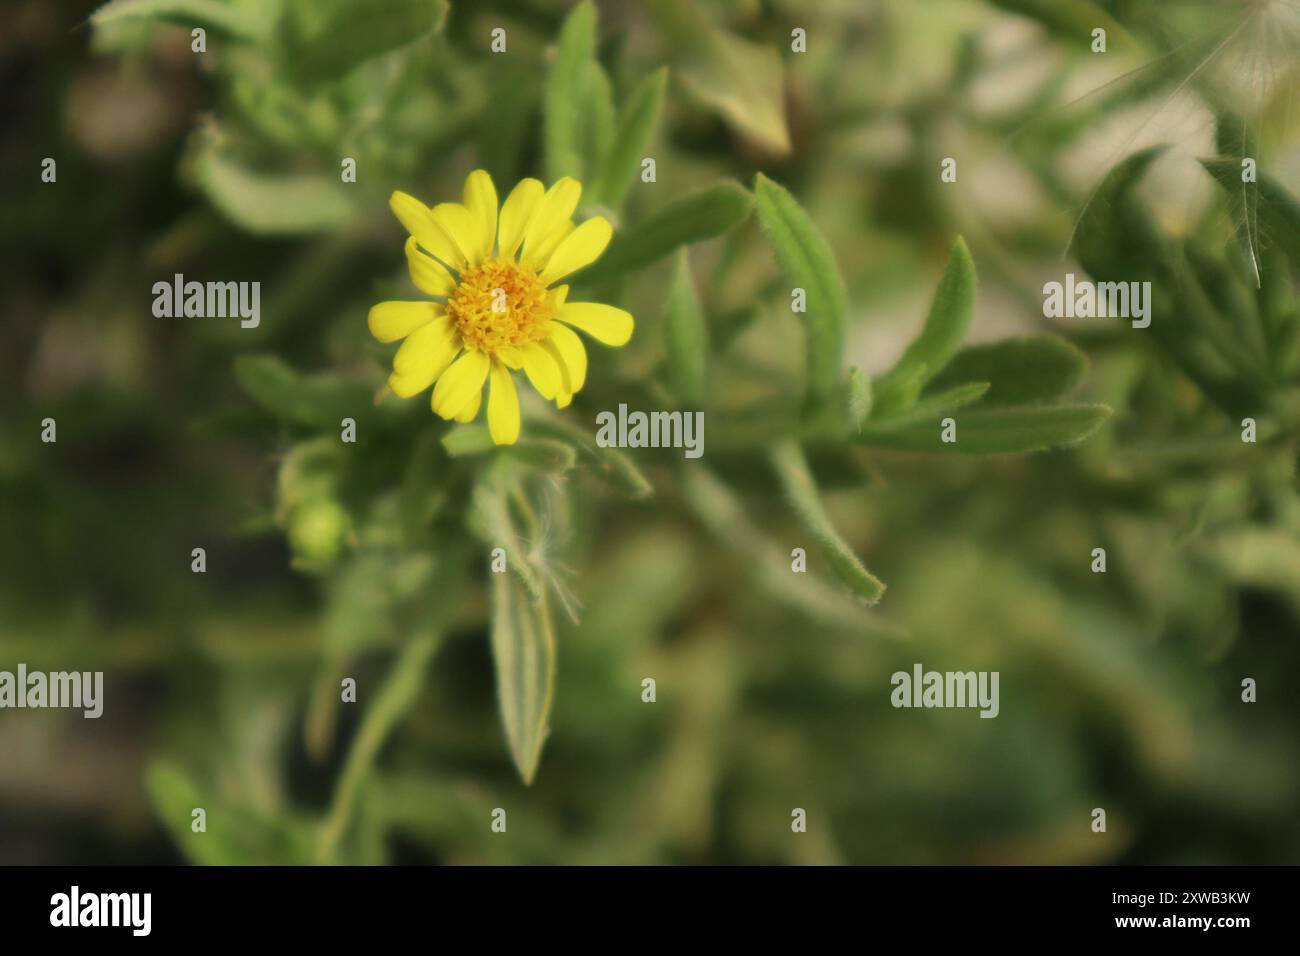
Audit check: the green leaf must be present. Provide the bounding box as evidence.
[664,250,708,407]
[650,2,789,156]
[491,571,557,785]
[471,484,544,601]
[544,0,599,182]
[195,137,361,234]
[1072,146,1166,275]
[769,441,885,605]
[584,63,617,187]
[579,181,754,283]
[147,762,315,865]
[441,424,495,457]
[90,0,273,40]
[679,467,901,638]
[870,382,990,427]
[1075,148,1265,417]
[874,237,976,408]
[593,68,668,209]
[529,419,654,499]
[859,404,1111,454]
[319,632,442,861]
[927,334,1088,405]
[753,173,847,407]
[504,438,579,475]
[1202,159,1300,272]
[235,355,371,427]
[984,0,1132,50]
[869,362,927,418]
[281,0,449,84]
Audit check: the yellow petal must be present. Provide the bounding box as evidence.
[557,302,635,346]
[499,178,543,259]
[539,217,612,285]
[429,202,485,268]
[390,191,461,267]
[454,384,483,423]
[462,170,498,262]
[519,341,562,399]
[368,300,439,343]
[521,177,581,267]
[487,360,520,445]
[405,238,456,297]
[549,285,570,310]
[394,315,458,375]
[431,348,490,419]
[544,351,572,408]
[389,343,462,398]
[497,345,525,370]
[543,322,587,393]
[525,220,574,271]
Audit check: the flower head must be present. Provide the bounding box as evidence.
[368,170,634,444]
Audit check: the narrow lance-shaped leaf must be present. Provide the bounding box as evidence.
[443,426,577,475]
[769,440,885,606]
[679,466,902,638]
[471,484,544,601]
[528,419,654,499]
[927,334,1088,406]
[1074,148,1263,417]
[859,403,1112,454]
[1072,146,1166,276]
[664,250,708,407]
[281,0,450,84]
[874,237,976,414]
[319,632,442,861]
[593,67,669,209]
[442,424,496,458]
[870,382,990,428]
[984,0,1133,51]
[147,762,315,865]
[491,571,557,785]
[579,181,754,283]
[1214,114,1262,287]
[544,0,599,182]
[196,137,362,235]
[583,62,617,187]
[235,355,372,427]
[1202,159,1300,279]
[646,0,790,155]
[753,173,847,407]
[90,0,273,40]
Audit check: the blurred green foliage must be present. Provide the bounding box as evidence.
[3,0,1300,865]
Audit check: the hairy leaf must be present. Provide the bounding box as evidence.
[770,440,885,605]
[860,404,1111,454]
[928,334,1088,405]
[754,173,847,407]
[580,181,754,283]
[491,572,557,785]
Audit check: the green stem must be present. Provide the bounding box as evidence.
[317,631,441,863]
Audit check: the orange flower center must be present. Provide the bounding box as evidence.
[448,258,554,353]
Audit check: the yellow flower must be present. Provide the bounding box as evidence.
[368,170,634,445]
